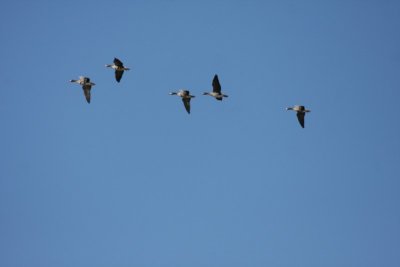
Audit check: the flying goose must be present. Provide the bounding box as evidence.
[169,90,195,114]
[69,76,95,103]
[203,74,228,101]
[286,105,311,128]
[105,58,130,82]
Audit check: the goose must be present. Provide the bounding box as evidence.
[105,58,130,82]
[69,76,95,103]
[203,74,228,101]
[286,105,311,128]
[169,90,195,114]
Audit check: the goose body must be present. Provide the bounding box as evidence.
[69,76,95,103]
[105,58,130,82]
[286,105,311,128]
[169,90,195,114]
[203,74,228,101]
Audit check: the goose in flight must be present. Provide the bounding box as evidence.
[105,58,130,82]
[203,74,228,101]
[286,105,311,128]
[169,90,195,114]
[69,76,95,103]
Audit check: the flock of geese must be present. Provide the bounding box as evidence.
[70,57,311,128]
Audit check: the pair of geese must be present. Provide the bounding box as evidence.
[69,58,130,103]
[169,74,228,114]
[70,58,310,128]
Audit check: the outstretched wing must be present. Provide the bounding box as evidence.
[212,74,221,94]
[82,85,91,103]
[296,112,305,128]
[115,70,124,82]
[114,58,123,67]
[182,98,191,114]
[83,77,90,84]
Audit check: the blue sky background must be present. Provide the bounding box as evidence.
[1,0,400,266]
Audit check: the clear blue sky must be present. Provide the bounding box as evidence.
[1,1,400,266]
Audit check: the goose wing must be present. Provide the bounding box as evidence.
[296,112,305,128]
[82,77,90,84]
[82,85,91,103]
[182,90,191,96]
[182,98,191,114]
[114,58,124,67]
[212,74,221,94]
[115,70,124,82]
